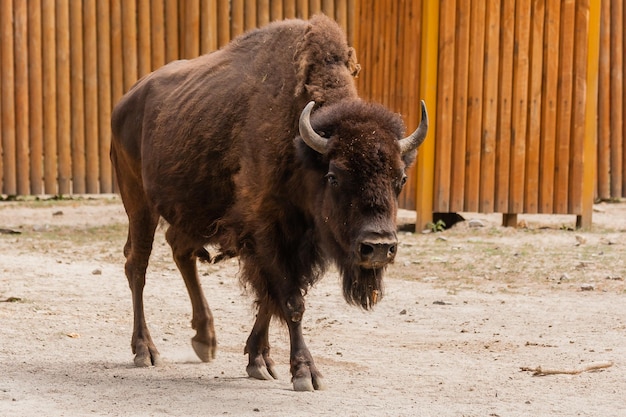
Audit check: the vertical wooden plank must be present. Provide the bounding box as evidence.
[554,0,575,213]
[284,0,296,19]
[244,0,257,30]
[579,0,600,227]
[84,0,99,193]
[433,0,455,213]
[509,0,531,214]
[257,0,269,26]
[539,0,560,212]
[596,0,610,200]
[464,0,486,212]
[98,0,112,193]
[42,0,58,194]
[615,0,625,196]
[335,0,348,32]
[217,0,230,46]
[164,0,179,62]
[296,0,308,19]
[495,0,515,214]
[28,1,44,194]
[184,0,200,58]
[449,0,470,212]
[231,0,244,38]
[151,0,165,69]
[122,0,138,91]
[568,0,589,214]
[524,0,545,213]
[56,0,71,194]
[346,0,355,44]
[479,0,500,213]
[309,0,321,15]
[201,0,218,53]
[322,0,334,18]
[270,0,282,20]
[70,0,86,193]
[14,0,30,194]
[137,0,151,75]
[415,0,439,230]
[1,0,16,194]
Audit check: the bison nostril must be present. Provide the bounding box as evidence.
[360,243,375,258]
[388,244,396,257]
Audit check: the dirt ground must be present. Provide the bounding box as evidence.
[0,197,625,417]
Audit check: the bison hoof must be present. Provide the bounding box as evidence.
[246,364,278,381]
[292,375,325,392]
[192,337,216,362]
[133,349,162,367]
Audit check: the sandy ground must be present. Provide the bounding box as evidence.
[0,197,625,417]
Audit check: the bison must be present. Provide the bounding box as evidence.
[110,14,427,391]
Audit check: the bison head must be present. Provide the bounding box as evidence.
[297,100,428,309]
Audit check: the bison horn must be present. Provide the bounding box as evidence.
[299,101,328,154]
[398,100,429,155]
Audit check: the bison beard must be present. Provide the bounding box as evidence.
[341,262,384,310]
[110,14,428,392]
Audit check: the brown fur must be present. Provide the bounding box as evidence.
[110,15,420,391]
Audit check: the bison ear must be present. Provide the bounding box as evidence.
[347,47,361,77]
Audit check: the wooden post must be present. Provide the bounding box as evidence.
[70,1,85,193]
[244,0,257,30]
[57,0,71,195]
[184,0,199,58]
[84,0,99,193]
[509,0,531,215]
[495,0,514,214]
[201,0,218,54]
[98,0,113,193]
[42,0,58,195]
[28,1,44,195]
[122,0,138,91]
[539,0,560,213]
[464,0,486,213]
[579,0,601,229]
[151,0,165,68]
[569,0,590,216]
[449,0,469,213]
[433,0,456,213]
[597,0,610,200]
[137,0,152,75]
[415,0,439,231]
[610,0,623,197]
[164,0,179,62]
[14,0,30,195]
[1,0,16,195]
[231,0,244,38]
[525,0,546,214]
[217,0,230,47]
[554,0,575,213]
[479,0,500,213]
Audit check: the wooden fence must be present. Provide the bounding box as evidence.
[598,0,626,201]
[356,0,602,228]
[0,0,355,196]
[0,0,620,229]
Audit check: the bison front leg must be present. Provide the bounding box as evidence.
[245,302,279,381]
[284,294,325,391]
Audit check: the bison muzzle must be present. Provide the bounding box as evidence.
[110,14,428,392]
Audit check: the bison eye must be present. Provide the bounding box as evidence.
[325,173,339,187]
[400,175,408,187]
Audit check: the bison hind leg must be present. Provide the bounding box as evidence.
[165,227,217,362]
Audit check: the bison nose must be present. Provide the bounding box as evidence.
[358,234,398,268]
